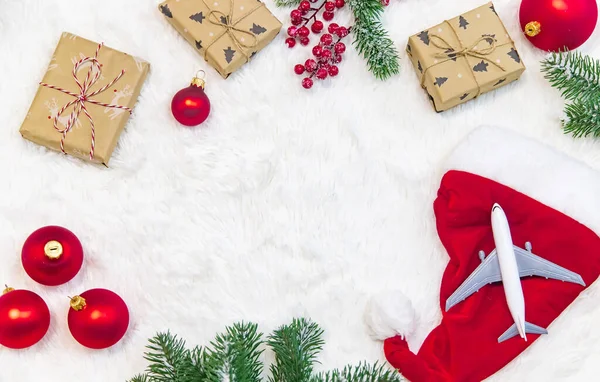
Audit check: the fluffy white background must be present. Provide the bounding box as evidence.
[0,0,599,380]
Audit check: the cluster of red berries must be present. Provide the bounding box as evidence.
[294,24,349,89]
[284,0,349,89]
[285,0,345,48]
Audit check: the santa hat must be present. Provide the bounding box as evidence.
[365,126,600,382]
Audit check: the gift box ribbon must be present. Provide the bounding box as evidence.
[422,20,508,98]
[39,43,131,160]
[201,0,264,62]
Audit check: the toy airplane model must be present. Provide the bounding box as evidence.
[445,203,585,343]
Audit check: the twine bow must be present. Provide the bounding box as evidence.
[422,20,507,99]
[201,0,263,62]
[40,43,131,160]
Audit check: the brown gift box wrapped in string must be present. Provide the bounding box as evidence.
[159,0,282,79]
[19,32,150,165]
[406,2,526,112]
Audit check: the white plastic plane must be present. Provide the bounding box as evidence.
[445,203,585,343]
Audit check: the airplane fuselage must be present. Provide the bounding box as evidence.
[491,204,527,341]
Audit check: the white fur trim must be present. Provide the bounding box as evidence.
[364,290,417,340]
[444,126,600,236]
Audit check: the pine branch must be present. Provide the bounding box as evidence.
[563,98,600,138]
[541,50,600,103]
[268,318,325,382]
[129,375,150,382]
[348,0,400,80]
[275,0,302,6]
[351,18,400,80]
[310,362,404,382]
[142,332,197,381]
[204,322,264,382]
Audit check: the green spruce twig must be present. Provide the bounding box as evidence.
[541,51,600,138]
[311,362,404,382]
[130,319,403,382]
[268,318,325,382]
[541,50,600,103]
[134,331,207,382]
[204,322,264,382]
[347,0,399,80]
[564,99,600,138]
[275,0,301,7]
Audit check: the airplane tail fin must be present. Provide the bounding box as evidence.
[498,321,548,343]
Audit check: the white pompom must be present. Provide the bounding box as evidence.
[364,290,417,341]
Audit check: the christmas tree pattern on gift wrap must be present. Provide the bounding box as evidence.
[224,47,236,63]
[473,61,489,72]
[494,78,507,86]
[250,23,266,34]
[220,15,229,25]
[459,16,469,30]
[190,12,206,23]
[418,31,430,45]
[195,40,202,50]
[482,34,496,44]
[490,4,497,15]
[445,49,457,61]
[160,4,173,18]
[508,48,521,63]
[417,60,423,73]
[435,77,448,87]
[460,93,470,100]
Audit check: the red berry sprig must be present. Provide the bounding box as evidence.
[294,25,350,89]
[285,0,345,48]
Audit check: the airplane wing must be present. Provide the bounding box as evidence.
[445,249,502,312]
[514,244,586,286]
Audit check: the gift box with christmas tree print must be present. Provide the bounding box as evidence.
[406,2,525,112]
[159,0,282,79]
[19,32,150,165]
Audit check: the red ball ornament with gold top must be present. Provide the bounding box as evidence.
[520,0,598,51]
[171,70,211,126]
[21,226,84,286]
[0,286,50,349]
[67,288,129,349]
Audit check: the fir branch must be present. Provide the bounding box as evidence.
[142,332,198,382]
[563,99,600,138]
[268,318,325,382]
[351,17,400,80]
[204,322,264,382]
[129,375,150,382]
[311,362,404,382]
[348,0,399,80]
[541,50,600,103]
[275,0,301,7]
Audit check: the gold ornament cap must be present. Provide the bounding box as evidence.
[190,69,206,89]
[70,295,87,311]
[44,240,63,260]
[2,285,14,295]
[525,21,541,37]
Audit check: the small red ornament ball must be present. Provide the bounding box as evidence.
[519,0,598,51]
[22,226,83,286]
[323,11,334,21]
[0,288,50,349]
[68,289,129,349]
[171,77,211,126]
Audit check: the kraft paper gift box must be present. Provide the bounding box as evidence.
[19,32,150,165]
[159,0,282,78]
[406,2,526,112]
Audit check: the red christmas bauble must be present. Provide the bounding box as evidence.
[68,289,129,349]
[171,72,211,127]
[519,0,598,51]
[22,226,84,286]
[0,287,50,349]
